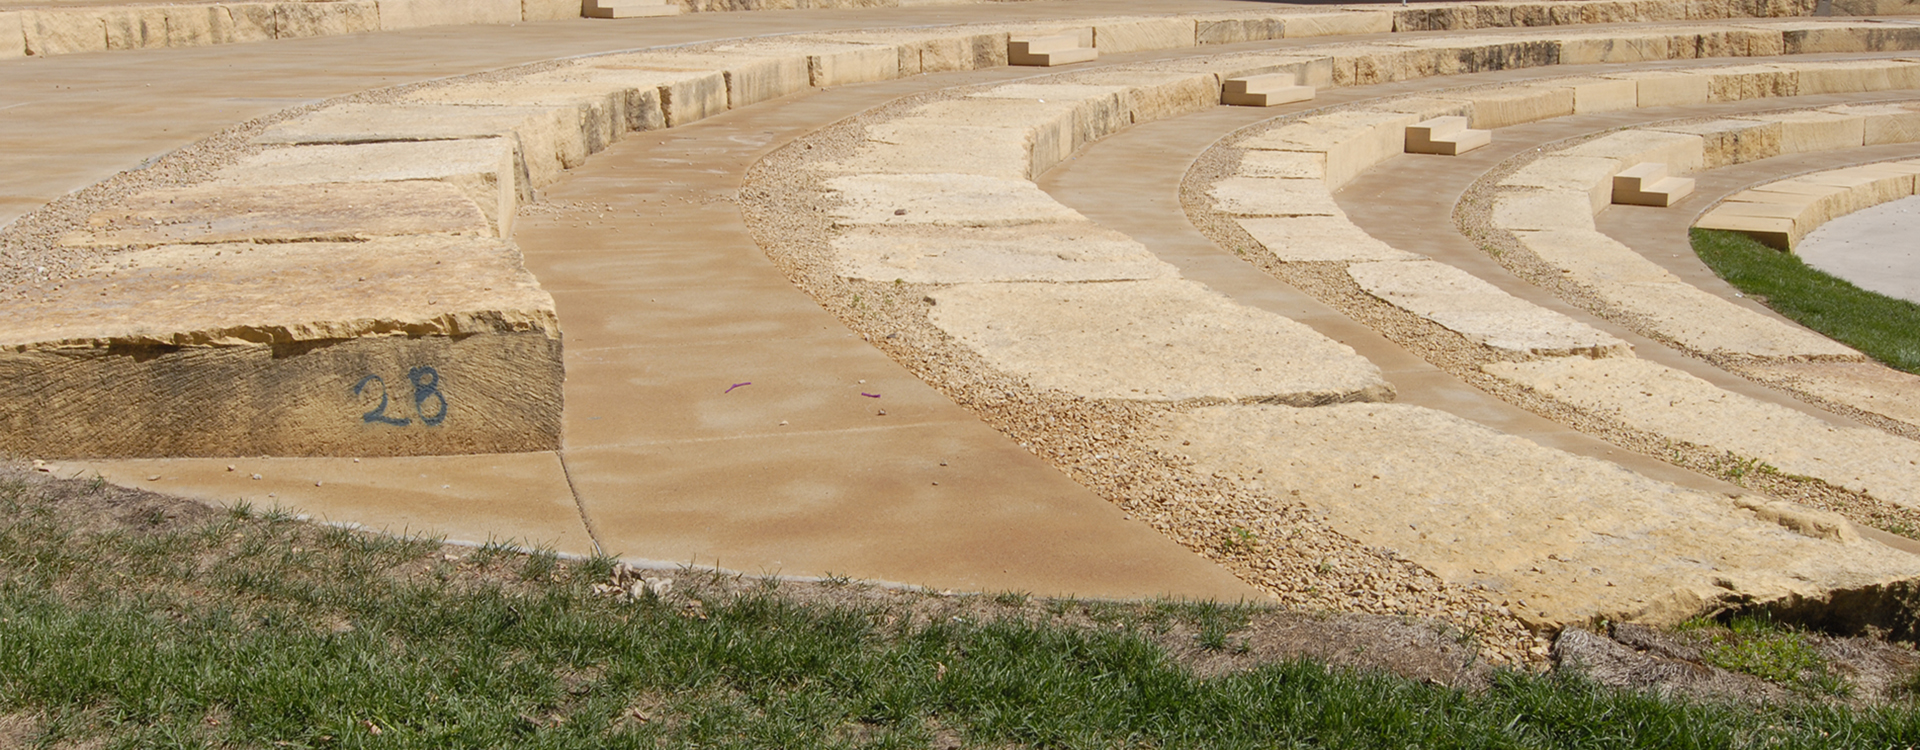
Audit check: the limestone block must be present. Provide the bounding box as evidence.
[505,67,670,132]
[1563,77,1641,113]
[1829,0,1920,13]
[1492,191,1598,232]
[1237,150,1325,180]
[619,49,806,109]
[1209,177,1342,217]
[223,3,278,44]
[1825,102,1920,145]
[0,13,21,59]
[1721,186,1836,234]
[520,0,579,21]
[1349,260,1630,357]
[164,6,239,47]
[821,30,1002,74]
[1500,156,1621,214]
[1582,0,1690,24]
[1706,64,1797,102]
[1744,360,1920,433]
[1592,278,1859,358]
[22,10,107,56]
[1195,15,1282,45]
[1645,119,1780,168]
[1780,23,1920,54]
[1486,357,1920,507]
[1796,165,1920,213]
[806,43,897,87]
[1790,59,1920,95]
[274,1,380,40]
[215,140,522,236]
[1280,10,1392,38]
[1691,27,1786,58]
[1369,96,1473,121]
[1514,228,1680,284]
[1456,84,1574,130]
[821,120,1035,180]
[1064,70,1217,123]
[1161,402,1920,629]
[829,223,1176,284]
[1240,109,1420,189]
[913,98,1075,176]
[824,173,1084,228]
[377,0,520,30]
[1509,1,1585,26]
[1236,216,1423,262]
[63,182,490,247]
[970,83,1130,151]
[1695,210,1797,249]
[1561,129,1705,176]
[1745,110,1863,154]
[255,103,586,188]
[1177,53,1334,90]
[0,237,561,458]
[1611,70,1710,107]
[557,62,721,128]
[102,7,167,50]
[1092,17,1193,53]
[1438,37,1561,76]
[927,279,1393,404]
[1556,32,1675,65]
[407,82,624,156]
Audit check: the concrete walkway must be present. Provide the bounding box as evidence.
[1797,194,1920,304]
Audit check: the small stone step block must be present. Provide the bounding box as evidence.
[1008,34,1098,67]
[1613,162,1695,207]
[1222,73,1315,107]
[585,0,680,18]
[1406,116,1491,156]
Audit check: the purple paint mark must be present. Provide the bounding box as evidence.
[725,382,751,393]
[861,392,881,399]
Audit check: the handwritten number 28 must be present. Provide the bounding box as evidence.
[354,366,447,427]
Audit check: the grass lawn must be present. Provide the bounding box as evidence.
[1692,228,1920,374]
[5,469,1920,749]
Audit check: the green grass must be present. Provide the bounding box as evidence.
[1685,614,1852,699]
[6,478,1920,748]
[1692,228,1920,374]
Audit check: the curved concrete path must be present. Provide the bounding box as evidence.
[1798,193,1920,303]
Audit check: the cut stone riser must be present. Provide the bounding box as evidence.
[0,332,562,458]
[1698,158,1920,248]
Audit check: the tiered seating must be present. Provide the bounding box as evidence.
[584,0,680,18]
[1698,156,1920,248]
[1610,162,1695,206]
[1405,116,1491,155]
[1222,72,1315,107]
[1008,32,1097,67]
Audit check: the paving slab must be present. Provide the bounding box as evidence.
[60,181,491,247]
[1235,215,1423,262]
[1744,108,1866,153]
[826,172,1085,227]
[1645,117,1783,168]
[830,223,1176,283]
[927,278,1394,404]
[1499,155,1621,213]
[1347,259,1631,357]
[1236,148,1326,179]
[1486,357,1920,508]
[254,102,589,187]
[819,120,1038,180]
[1160,402,1920,629]
[1209,175,1344,216]
[214,140,522,236]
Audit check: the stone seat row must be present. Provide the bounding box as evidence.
[1696,157,1920,247]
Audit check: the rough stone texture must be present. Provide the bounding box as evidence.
[1369,95,1474,120]
[1492,191,1596,232]
[1236,216,1423,263]
[970,83,1131,152]
[1161,403,1920,629]
[1610,69,1711,107]
[1063,70,1218,124]
[1454,84,1575,130]
[547,62,720,129]
[825,173,1085,228]
[1210,176,1343,217]
[1515,229,1677,284]
[60,181,490,247]
[274,2,380,40]
[1645,118,1781,168]
[1348,260,1631,357]
[612,49,808,109]
[1500,156,1621,213]
[1280,10,1393,38]
[821,120,1036,180]
[1792,59,1920,95]
[1777,21,1920,54]
[254,103,586,188]
[99,7,167,50]
[1705,63,1799,101]
[1194,15,1283,46]
[912,98,1077,175]
[376,0,521,30]
[1825,102,1920,146]
[1240,109,1420,189]
[1237,149,1326,180]
[1741,110,1864,154]
[928,279,1393,404]
[1560,129,1706,176]
[1485,357,1920,508]
[829,223,1176,283]
[1747,361,1920,432]
[0,12,20,59]
[519,0,579,22]
[1596,277,1858,358]
[1556,30,1677,66]
[22,9,108,56]
[1092,17,1194,54]
[1562,76,1641,113]
[214,140,522,236]
[1172,52,1335,90]
[0,237,560,458]
[804,42,901,87]
[405,82,625,157]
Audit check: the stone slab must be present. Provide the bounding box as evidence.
[1610,69,1711,108]
[61,181,489,247]
[1240,109,1419,189]
[1825,102,1920,146]
[1592,278,1861,358]
[1209,176,1343,217]
[520,0,578,22]
[969,83,1131,151]
[823,120,1036,180]
[1747,360,1920,432]
[1562,129,1705,176]
[1492,191,1598,232]
[1454,84,1575,130]
[1063,70,1217,124]
[825,173,1084,228]
[1557,31,1677,66]
[550,62,722,129]
[608,49,807,109]
[1194,15,1283,45]
[1092,16,1194,54]
[1791,59,1920,95]
[1486,357,1920,508]
[1706,63,1799,102]
[254,103,587,188]
[829,223,1176,284]
[1500,156,1621,214]
[1236,216,1423,263]
[912,98,1077,176]
[1514,228,1686,284]
[1564,76,1641,114]
[1237,149,1326,180]
[1348,260,1631,357]
[1160,402,1920,629]
[376,0,520,30]
[214,139,522,236]
[405,81,637,155]
[1741,110,1864,154]
[0,12,19,59]
[1280,10,1393,38]
[927,278,1393,404]
[1645,118,1781,168]
[274,1,380,40]
[22,9,108,56]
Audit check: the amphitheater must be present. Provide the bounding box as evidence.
[8,0,1920,663]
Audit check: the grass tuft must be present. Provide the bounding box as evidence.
[1692,228,1920,374]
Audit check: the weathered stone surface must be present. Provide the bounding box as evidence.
[274,1,380,40]
[22,9,107,56]
[928,279,1393,404]
[1172,52,1334,90]
[215,140,521,236]
[1791,59,1920,95]
[1778,21,1920,54]
[1645,118,1781,168]
[1160,402,1920,629]
[162,6,236,47]
[1280,10,1393,38]
[1455,84,1575,129]
[1741,110,1863,154]
[1092,17,1194,53]
[611,49,807,109]
[1597,278,1859,358]
[0,12,23,59]
[913,98,1076,174]
[254,103,586,187]
[804,42,899,87]
[1237,216,1422,262]
[1210,177,1342,217]
[1194,15,1282,45]
[1563,76,1641,113]
[1492,191,1597,232]
[224,3,277,43]
[1240,109,1420,189]
[1610,69,1710,107]
[1486,357,1920,507]
[62,181,489,247]
[1063,70,1217,123]
[830,223,1176,283]
[376,0,520,30]
[1500,156,1621,213]
[406,82,624,156]
[555,62,721,128]
[822,120,1035,180]
[520,0,579,22]
[1824,102,1920,145]
[100,7,167,50]
[970,83,1130,151]
[1561,128,1705,175]
[1706,63,1798,101]
[1349,260,1630,357]
[1747,360,1920,432]
[825,173,1084,228]
[1369,95,1473,120]
[1237,149,1325,180]
[1514,229,1681,284]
